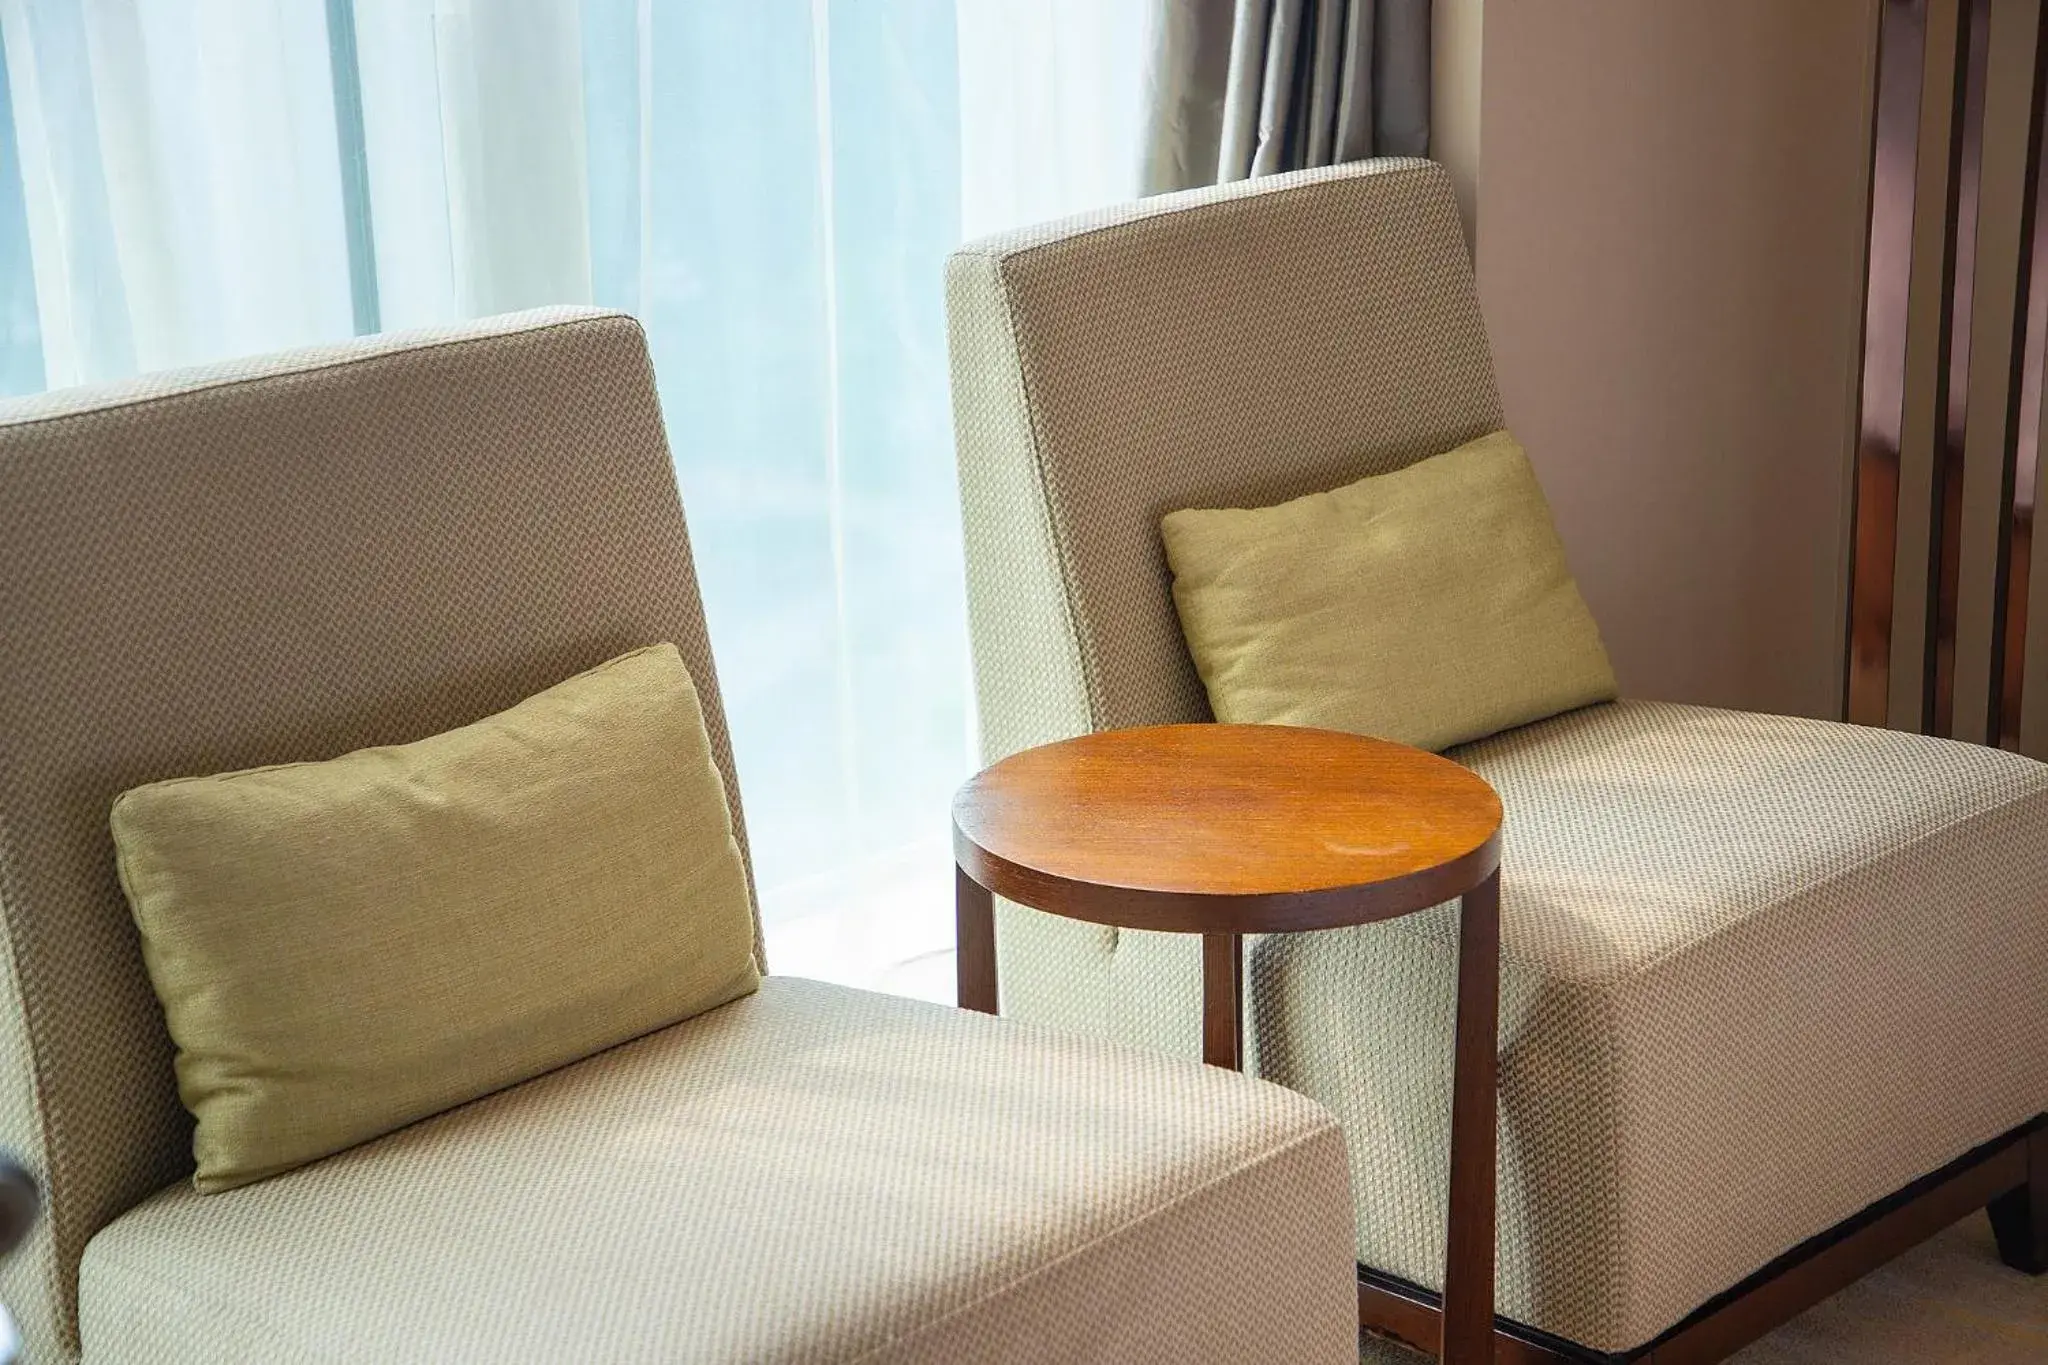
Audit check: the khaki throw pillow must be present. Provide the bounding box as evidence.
[1161,430,1617,752]
[112,643,760,1192]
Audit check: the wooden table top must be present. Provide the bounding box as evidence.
[951,723,1503,935]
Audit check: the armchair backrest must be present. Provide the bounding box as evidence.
[0,309,756,1360]
[947,159,1503,761]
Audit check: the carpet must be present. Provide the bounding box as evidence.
[1359,1214,2048,1363]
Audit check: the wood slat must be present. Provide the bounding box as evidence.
[1847,0,1928,727]
[1950,0,2048,744]
[2024,302,2048,754]
[1887,0,1974,733]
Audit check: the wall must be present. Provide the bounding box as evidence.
[1477,1,1881,718]
[1432,0,1484,250]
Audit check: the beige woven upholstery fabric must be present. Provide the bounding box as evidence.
[0,311,758,1360]
[944,154,1505,1146]
[78,976,1358,1364]
[1277,700,2048,1350]
[944,164,1498,1064]
[948,158,1501,756]
[946,159,2048,1352]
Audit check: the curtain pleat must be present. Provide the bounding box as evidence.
[1145,0,1430,192]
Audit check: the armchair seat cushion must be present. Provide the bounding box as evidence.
[1252,699,2048,1352]
[77,977,1356,1365]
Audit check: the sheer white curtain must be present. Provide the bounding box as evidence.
[0,0,1153,998]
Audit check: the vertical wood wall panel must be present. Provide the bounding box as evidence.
[1856,0,2048,749]
[1886,0,1972,732]
[1847,0,1923,729]
[2024,315,2048,754]
[1950,0,2047,744]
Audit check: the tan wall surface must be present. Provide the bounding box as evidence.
[1477,1,1880,719]
[1432,0,1485,251]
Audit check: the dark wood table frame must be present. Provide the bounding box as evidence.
[951,723,1505,1365]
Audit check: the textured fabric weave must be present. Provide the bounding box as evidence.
[1162,429,1616,750]
[944,160,1499,1071]
[0,310,757,1359]
[948,159,1501,757]
[945,158,2048,1352]
[111,643,759,1193]
[1295,700,2048,1349]
[79,977,1359,1365]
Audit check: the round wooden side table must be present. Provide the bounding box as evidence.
[951,722,1504,1365]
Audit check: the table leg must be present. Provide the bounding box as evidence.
[955,866,998,1014]
[1442,870,1500,1363]
[1201,931,1244,1070]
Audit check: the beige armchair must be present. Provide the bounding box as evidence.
[0,311,1361,1363]
[945,159,2048,1361]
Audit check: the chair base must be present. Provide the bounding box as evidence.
[1988,1121,2046,1274]
[1357,1114,2047,1364]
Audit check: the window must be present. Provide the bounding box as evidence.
[0,0,1150,997]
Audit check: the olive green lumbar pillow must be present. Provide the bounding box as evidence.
[112,643,759,1192]
[1162,430,1617,752]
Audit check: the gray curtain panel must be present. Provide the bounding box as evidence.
[1144,0,1431,193]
